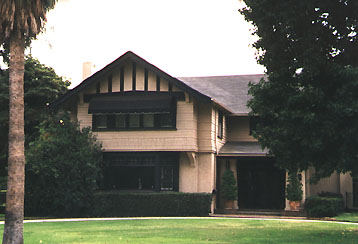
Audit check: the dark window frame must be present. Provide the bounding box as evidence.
[156,75,160,91]
[108,75,112,93]
[132,62,136,91]
[120,67,124,92]
[144,68,148,91]
[92,112,176,131]
[96,82,101,94]
[102,152,179,192]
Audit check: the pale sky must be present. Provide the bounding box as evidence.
[30,0,265,88]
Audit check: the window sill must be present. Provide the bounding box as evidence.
[92,127,177,132]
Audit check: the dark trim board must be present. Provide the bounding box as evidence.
[83,91,186,103]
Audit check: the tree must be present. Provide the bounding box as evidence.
[0,1,59,243]
[0,56,69,181]
[25,111,102,217]
[241,1,358,179]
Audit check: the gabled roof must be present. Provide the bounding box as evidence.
[50,51,214,109]
[178,75,266,115]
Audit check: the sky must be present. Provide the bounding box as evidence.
[30,0,265,88]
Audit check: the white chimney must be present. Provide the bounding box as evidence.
[82,62,95,80]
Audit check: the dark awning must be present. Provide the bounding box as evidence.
[218,142,268,156]
[88,93,176,114]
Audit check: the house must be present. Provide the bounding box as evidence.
[52,51,357,211]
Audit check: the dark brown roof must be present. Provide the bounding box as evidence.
[178,75,266,115]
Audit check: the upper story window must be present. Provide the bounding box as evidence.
[88,92,180,131]
[92,113,175,131]
[218,111,223,139]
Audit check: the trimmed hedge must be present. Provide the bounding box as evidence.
[304,193,344,217]
[87,191,212,217]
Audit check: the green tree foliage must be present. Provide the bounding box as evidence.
[0,56,70,184]
[25,112,103,217]
[221,169,238,201]
[241,0,358,178]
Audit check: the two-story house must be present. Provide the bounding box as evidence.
[52,51,357,212]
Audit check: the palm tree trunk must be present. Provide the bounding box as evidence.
[2,31,25,244]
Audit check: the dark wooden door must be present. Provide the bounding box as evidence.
[237,157,285,210]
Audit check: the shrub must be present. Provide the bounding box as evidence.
[25,112,103,217]
[304,194,344,217]
[286,172,303,201]
[221,169,237,201]
[318,191,343,199]
[88,191,212,217]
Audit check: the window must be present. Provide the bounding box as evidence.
[102,152,179,192]
[161,166,174,191]
[218,111,223,139]
[95,115,107,129]
[89,93,178,131]
[143,114,155,128]
[159,113,172,128]
[129,114,140,128]
[115,114,126,128]
[92,113,176,131]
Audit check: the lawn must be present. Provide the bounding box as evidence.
[1,218,358,244]
[335,212,358,222]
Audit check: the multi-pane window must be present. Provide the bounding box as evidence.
[96,115,107,129]
[143,114,155,128]
[128,114,140,128]
[93,113,175,131]
[115,114,126,128]
[102,152,179,192]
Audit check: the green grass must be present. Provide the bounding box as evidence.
[334,212,358,222]
[1,218,358,244]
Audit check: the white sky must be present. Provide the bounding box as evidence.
[30,0,265,88]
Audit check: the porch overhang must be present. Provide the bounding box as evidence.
[218,142,268,156]
[88,92,177,114]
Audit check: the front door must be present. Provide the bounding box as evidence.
[237,157,285,210]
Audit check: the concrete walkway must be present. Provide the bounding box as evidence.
[0,216,357,225]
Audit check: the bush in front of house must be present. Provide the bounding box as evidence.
[25,112,103,218]
[304,192,344,218]
[88,191,212,217]
[221,169,237,201]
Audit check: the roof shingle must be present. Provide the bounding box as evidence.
[178,75,265,114]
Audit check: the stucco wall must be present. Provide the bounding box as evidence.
[179,152,216,194]
[340,173,353,208]
[307,169,341,196]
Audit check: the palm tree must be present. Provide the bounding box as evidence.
[0,1,58,243]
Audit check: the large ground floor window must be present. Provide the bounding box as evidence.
[102,152,179,192]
